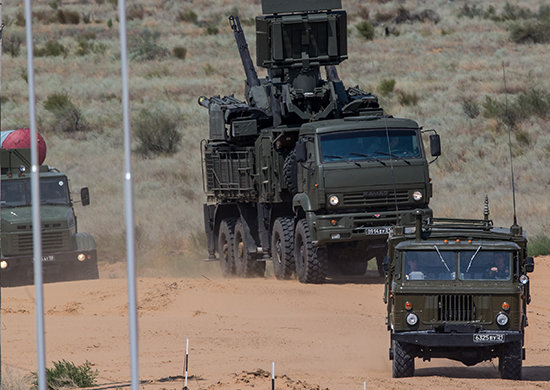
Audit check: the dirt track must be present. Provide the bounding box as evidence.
[2,256,550,389]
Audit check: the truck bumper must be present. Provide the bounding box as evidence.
[391,329,523,348]
[308,207,432,245]
[0,249,98,287]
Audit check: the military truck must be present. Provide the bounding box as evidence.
[0,146,98,286]
[384,204,534,379]
[199,0,441,283]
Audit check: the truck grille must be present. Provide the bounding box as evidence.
[343,190,409,207]
[17,232,65,252]
[437,294,475,322]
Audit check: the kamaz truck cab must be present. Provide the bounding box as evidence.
[384,205,534,379]
[0,148,98,286]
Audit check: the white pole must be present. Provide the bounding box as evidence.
[271,362,275,390]
[23,0,46,387]
[184,338,189,389]
[117,0,139,388]
[364,380,366,390]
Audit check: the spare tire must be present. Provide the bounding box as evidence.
[283,149,298,195]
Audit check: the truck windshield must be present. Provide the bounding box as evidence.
[1,178,70,207]
[402,250,512,281]
[319,129,420,163]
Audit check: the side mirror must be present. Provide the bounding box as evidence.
[430,134,441,157]
[295,141,307,162]
[524,256,534,273]
[81,187,90,206]
[382,255,390,274]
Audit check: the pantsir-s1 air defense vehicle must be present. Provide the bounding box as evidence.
[199,0,441,282]
[1,131,98,286]
[384,203,534,379]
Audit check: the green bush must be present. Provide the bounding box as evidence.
[57,9,81,24]
[205,25,219,35]
[76,36,107,56]
[127,4,145,21]
[483,88,550,126]
[178,10,198,23]
[32,360,98,390]
[528,234,550,257]
[3,33,23,57]
[35,40,68,57]
[129,30,169,61]
[398,91,419,106]
[172,46,187,60]
[134,107,183,156]
[44,92,87,133]
[509,19,550,44]
[378,79,396,96]
[356,21,375,40]
[462,97,480,119]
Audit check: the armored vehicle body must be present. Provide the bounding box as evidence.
[0,147,98,286]
[200,0,441,282]
[384,207,534,379]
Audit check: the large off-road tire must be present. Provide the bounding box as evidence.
[392,340,415,378]
[81,258,99,280]
[234,220,266,277]
[271,217,295,279]
[294,219,327,283]
[499,341,522,380]
[218,218,237,277]
[283,150,298,195]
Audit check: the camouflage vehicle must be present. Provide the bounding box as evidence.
[384,204,534,379]
[0,148,98,286]
[200,0,441,283]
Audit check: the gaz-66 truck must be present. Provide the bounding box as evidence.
[200,0,441,283]
[384,203,534,379]
[1,130,98,286]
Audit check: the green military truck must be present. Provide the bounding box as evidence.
[384,206,534,379]
[200,0,441,283]
[1,148,98,286]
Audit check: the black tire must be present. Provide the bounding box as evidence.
[392,340,415,378]
[499,341,522,380]
[283,150,298,195]
[218,218,237,277]
[234,220,266,277]
[81,259,99,280]
[294,219,327,283]
[271,217,295,279]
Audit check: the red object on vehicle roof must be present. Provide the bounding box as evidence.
[1,128,47,164]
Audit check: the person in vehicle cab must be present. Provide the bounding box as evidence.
[487,252,510,279]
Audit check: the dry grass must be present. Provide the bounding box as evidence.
[2,0,549,273]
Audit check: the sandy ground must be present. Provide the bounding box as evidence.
[1,256,549,390]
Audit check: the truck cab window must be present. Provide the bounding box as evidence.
[40,179,70,205]
[403,250,456,281]
[459,251,511,280]
[1,180,27,207]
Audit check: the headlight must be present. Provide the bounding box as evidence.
[412,191,423,201]
[519,274,529,285]
[0,260,8,269]
[77,253,86,262]
[328,195,340,206]
[406,312,418,326]
[496,312,509,326]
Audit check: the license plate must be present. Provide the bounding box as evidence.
[41,255,55,262]
[365,226,393,236]
[473,334,504,343]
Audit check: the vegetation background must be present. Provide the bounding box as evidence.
[2,0,549,276]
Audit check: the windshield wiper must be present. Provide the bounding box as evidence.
[375,151,411,165]
[349,152,387,166]
[433,245,451,272]
[466,245,482,272]
[323,154,361,167]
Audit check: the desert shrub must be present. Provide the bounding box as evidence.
[178,10,198,23]
[15,11,26,26]
[356,21,375,40]
[32,360,98,390]
[107,18,113,28]
[528,234,550,257]
[458,4,483,18]
[205,25,219,35]
[34,40,68,57]
[378,78,396,96]
[43,92,87,133]
[462,97,480,119]
[172,46,187,60]
[57,9,80,24]
[203,63,215,75]
[129,29,169,61]
[127,4,145,21]
[3,33,23,57]
[134,107,183,156]
[398,91,419,106]
[509,19,550,44]
[76,36,107,56]
[106,0,117,9]
[483,88,550,126]
[48,0,59,9]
